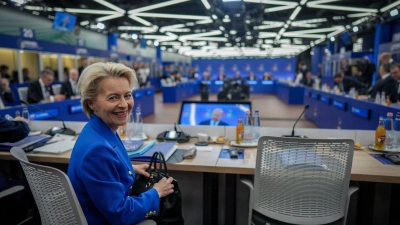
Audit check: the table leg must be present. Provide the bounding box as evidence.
[203,172,218,225]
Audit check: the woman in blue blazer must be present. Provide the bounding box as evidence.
[68,62,174,225]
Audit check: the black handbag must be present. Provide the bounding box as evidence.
[130,151,184,225]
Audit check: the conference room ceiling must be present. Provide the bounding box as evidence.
[4,0,399,58]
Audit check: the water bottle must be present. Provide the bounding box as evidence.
[134,106,143,139]
[243,111,253,143]
[126,112,135,140]
[253,110,261,142]
[22,106,30,126]
[395,112,400,149]
[381,92,386,105]
[375,92,381,104]
[385,112,394,149]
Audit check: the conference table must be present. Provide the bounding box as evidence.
[304,87,400,130]
[162,82,200,103]
[1,122,399,225]
[205,80,276,94]
[275,82,305,104]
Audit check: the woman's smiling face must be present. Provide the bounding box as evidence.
[88,77,133,132]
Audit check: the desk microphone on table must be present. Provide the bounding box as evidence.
[20,100,76,136]
[282,104,310,138]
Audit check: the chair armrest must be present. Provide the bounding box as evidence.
[0,185,24,199]
[343,185,359,225]
[240,175,254,225]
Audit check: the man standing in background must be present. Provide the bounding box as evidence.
[61,69,79,99]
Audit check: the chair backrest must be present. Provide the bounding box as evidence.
[10,147,87,225]
[253,136,354,225]
[52,84,62,95]
[18,87,28,103]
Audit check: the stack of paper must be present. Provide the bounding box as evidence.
[33,134,76,154]
[129,142,178,162]
[0,135,50,152]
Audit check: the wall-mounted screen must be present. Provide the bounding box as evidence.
[52,12,77,33]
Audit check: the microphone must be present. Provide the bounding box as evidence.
[20,100,76,136]
[283,104,310,138]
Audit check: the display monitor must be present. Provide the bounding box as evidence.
[178,101,252,126]
[52,12,77,33]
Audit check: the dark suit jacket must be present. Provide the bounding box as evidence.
[199,119,229,126]
[27,80,55,104]
[60,81,75,99]
[78,66,86,76]
[334,77,364,93]
[368,75,397,102]
[302,78,315,87]
[0,117,30,143]
[342,65,352,76]
[68,114,159,224]
[0,85,15,106]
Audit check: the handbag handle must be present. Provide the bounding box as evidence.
[147,152,169,181]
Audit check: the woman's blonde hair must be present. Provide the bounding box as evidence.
[78,62,137,118]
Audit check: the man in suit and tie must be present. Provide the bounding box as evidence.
[78,58,88,76]
[390,64,400,103]
[333,73,364,93]
[0,78,15,107]
[366,63,397,103]
[199,108,229,126]
[302,71,315,87]
[27,69,65,103]
[60,69,79,99]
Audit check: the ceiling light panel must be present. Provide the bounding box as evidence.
[381,0,400,12]
[129,0,189,13]
[307,1,378,13]
[136,13,210,20]
[347,12,375,18]
[201,0,211,9]
[93,0,125,13]
[289,6,302,20]
[65,9,116,14]
[96,13,123,22]
[128,15,153,26]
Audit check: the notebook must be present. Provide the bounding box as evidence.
[122,140,144,152]
[0,135,51,152]
[130,142,178,162]
[126,141,156,158]
[33,134,75,154]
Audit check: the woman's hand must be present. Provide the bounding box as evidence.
[153,177,174,198]
[133,164,151,177]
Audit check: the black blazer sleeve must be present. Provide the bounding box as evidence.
[27,81,43,104]
[382,78,397,103]
[0,118,30,143]
[60,81,73,99]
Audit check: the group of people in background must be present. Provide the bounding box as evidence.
[0,58,151,107]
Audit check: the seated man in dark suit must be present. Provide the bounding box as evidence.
[301,71,315,87]
[60,69,79,99]
[0,78,15,107]
[333,73,364,93]
[0,116,30,143]
[199,108,228,126]
[247,71,258,81]
[27,69,65,103]
[366,63,397,102]
[389,64,400,103]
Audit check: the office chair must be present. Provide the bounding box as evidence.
[10,147,88,225]
[18,87,28,103]
[241,136,358,225]
[10,147,156,225]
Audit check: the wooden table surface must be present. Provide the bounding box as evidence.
[2,137,400,183]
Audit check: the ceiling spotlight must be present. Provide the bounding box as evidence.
[310,51,314,55]
[154,41,159,46]
[230,30,237,35]
[225,43,232,47]
[224,34,229,37]
[390,9,399,17]
[219,26,225,31]
[284,24,289,28]
[236,13,240,17]
[225,15,229,18]
[235,37,241,42]
[212,14,218,20]
[186,22,195,26]
[246,36,252,40]
[147,40,153,45]
[330,36,335,42]
[97,23,105,29]
[352,26,359,32]
[246,20,251,24]
[161,46,166,50]
[132,34,138,39]
[247,31,251,35]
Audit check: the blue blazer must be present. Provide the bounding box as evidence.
[68,114,160,225]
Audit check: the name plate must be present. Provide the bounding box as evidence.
[246,80,257,85]
[320,96,330,104]
[214,80,224,85]
[304,91,310,97]
[69,104,83,114]
[134,91,145,98]
[261,80,274,85]
[30,108,59,120]
[333,100,346,110]
[312,93,319,100]
[146,90,154,96]
[201,81,212,85]
[351,106,370,119]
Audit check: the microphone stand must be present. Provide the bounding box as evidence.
[282,105,310,138]
[20,100,76,136]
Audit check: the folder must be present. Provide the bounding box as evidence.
[0,135,51,152]
[130,142,178,162]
